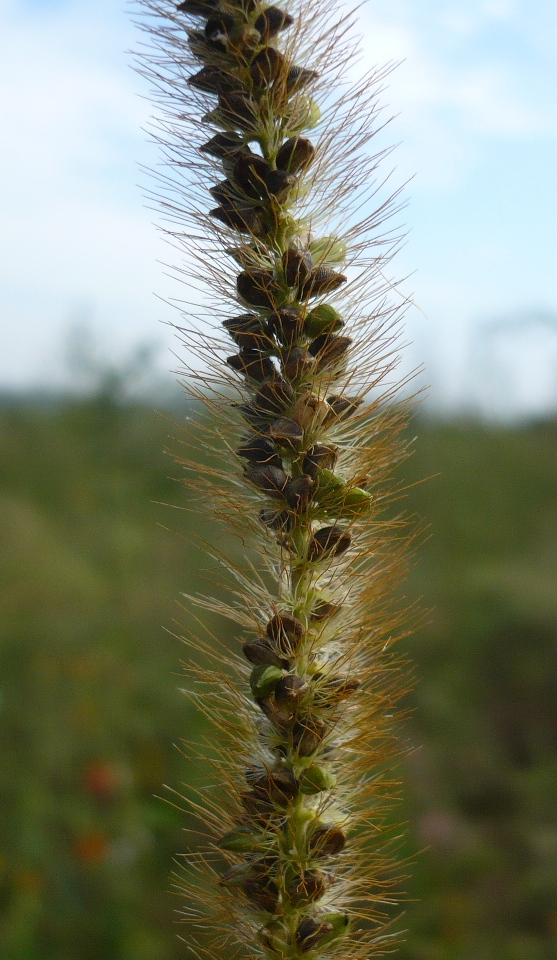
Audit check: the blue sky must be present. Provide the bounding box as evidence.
[1,0,556,415]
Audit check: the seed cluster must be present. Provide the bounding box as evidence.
[138,0,414,955]
[172,0,378,952]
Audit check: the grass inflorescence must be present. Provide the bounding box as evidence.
[135,0,419,957]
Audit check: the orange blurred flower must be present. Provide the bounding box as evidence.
[73,830,110,864]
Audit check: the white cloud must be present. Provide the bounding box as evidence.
[439,65,549,136]
[360,10,551,135]
[481,0,516,20]
[0,0,555,414]
[441,0,517,35]
[354,3,554,195]
[0,3,150,199]
[0,0,176,388]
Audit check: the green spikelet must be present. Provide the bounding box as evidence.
[135,0,419,956]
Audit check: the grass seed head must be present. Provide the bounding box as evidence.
[135,0,419,954]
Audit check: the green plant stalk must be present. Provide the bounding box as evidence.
[136,0,418,956]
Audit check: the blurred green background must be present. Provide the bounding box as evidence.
[1,387,556,960]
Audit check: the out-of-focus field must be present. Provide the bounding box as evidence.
[0,397,556,960]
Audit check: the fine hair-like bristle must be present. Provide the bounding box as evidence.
[133,0,420,956]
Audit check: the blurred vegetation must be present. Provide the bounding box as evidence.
[0,394,556,960]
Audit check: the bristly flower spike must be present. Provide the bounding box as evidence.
[135,0,419,956]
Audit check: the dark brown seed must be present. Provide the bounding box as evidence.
[241,790,273,817]
[199,33,227,55]
[244,464,288,498]
[251,855,279,874]
[296,917,334,951]
[303,444,339,476]
[259,509,293,533]
[254,377,294,415]
[269,416,303,447]
[186,28,219,60]
[178,0,220,16]
[234,153,271,199]
[223,314,269,350]
[274,674,307,706]
[243,639,289,669]
[200,132,245,159]
[252,768,299,805]
[219,863,249,885]
[255,696,289,728]
[237,270,281,309]
[254,6,294,41]
[254,696,274,719]
[244,875,280,912]
[237,435,282,467]
[265,169,297,201]
[267,307,304,345]
[292,717,328,757]
[266,614,304,654]
[282,248,314,289]
[272,694,301,727]
[209,179,235,205]
[218,92,258,131]
[227,350,275,381]
[287,870,326,906]
[285,65,319,93]
[283,346,312,381]
[285,475,314,512]
[250,47,286,87]
[188,67,240,94]
[210,204,266,235]
[309,334,352,369]
[310,600,342,622]
[314,677,361,705]
[300,266,347,299]
[205,14,235,43]
[226,351,247,373]
[235,403,269,430]
[308,527,352,562]
[274,674,306,700]
[324,394,363,423]
[309,823,347,857]
[276,136,315,174]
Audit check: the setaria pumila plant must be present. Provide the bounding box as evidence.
[135,0,419,956]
